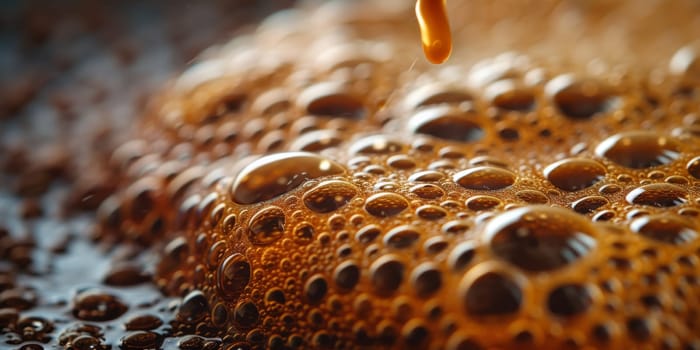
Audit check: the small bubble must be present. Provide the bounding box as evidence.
[387,155,416,169]
[304,275,328,304]
[298,82,365,118]
[461,265,523,316]
[120,331,163,350]
[218,253,251,300]
[290,129,343,152]
[546,75,618,119]
[515,190,549,204]
[401,319,430,347]
[630,214,698,245]
[334,261,360,290]
[484,206,597,271]
[543,158,606,191]
[234,301,260,329]
[595,131,679,169]
[72,289,128,322]
[547,284,593,316]
[364,193,409,217]
[571,196,609,214]
[599,184,621,194]
[625,183,688,207]
[231,152,345,204]
[453,166,516,190]
[408,170,445,182]
[403,83,472,110]
[687,156,700,179]
[247,206,286,245]
[409,106,484,142]
[177,290,209,324]
[293,222,315,245]
[350,135,405,154]
[356,224,381,244]
[124,314,164,331]
[212,303,228,327]
[370,255,405,295]
[626,317,653,341]
[411,263,442,297]
[302,180,358,213]
[466,195,502,211]
[383,225,421,249]
[485,79,535,111]
[416,204,448,220]
[446,332,484,350]
[449,242,477,271]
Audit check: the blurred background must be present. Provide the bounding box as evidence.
[0,0,295,144]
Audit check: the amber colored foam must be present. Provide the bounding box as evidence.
[97,1,700,349]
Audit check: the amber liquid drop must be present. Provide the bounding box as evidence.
[415,0,452,64]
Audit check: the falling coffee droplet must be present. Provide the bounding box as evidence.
[231,152,345,204]
[415,0,452,64]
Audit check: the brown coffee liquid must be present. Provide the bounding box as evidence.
[94,7,700,344]
[4,1,700,349]
[96,2,700,346]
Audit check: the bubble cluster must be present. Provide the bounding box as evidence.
[100,18,700,346]
[98,21,700,349]
[8,0,696,349]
